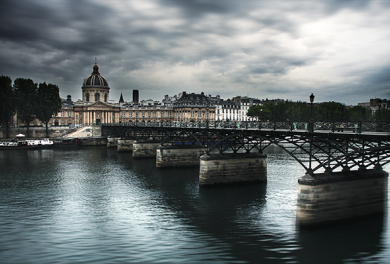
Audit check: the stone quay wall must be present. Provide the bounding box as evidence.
[0,127,78,139]
[132,142,161,159]
[156,145,205,168]
[81,138,107,146]
[117,139,135,152]
[199,153,267,186]
[297,169,389,226]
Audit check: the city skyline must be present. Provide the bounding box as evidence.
[1,0,389,105]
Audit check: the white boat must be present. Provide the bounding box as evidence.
[26,139,54,148]
[0,141,38,150]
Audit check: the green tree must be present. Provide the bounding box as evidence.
[36,82,62,137]
[375,107,390,122]
[316,102,348,122]
[247,104,271,121]
[0,76,16,138]
[13,78,38,138]
[348,106,372,121]
[282,101,310,121]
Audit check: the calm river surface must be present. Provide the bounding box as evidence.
[1,146,390,264]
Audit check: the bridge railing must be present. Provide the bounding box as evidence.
[103,120,389,133]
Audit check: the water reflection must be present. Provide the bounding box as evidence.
[0,146,389,264]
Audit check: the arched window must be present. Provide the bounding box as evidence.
[86,93,90,102]
[104,94,108,102]
[95,93,100,102]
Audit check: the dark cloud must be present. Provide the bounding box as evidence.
[0,0,389,104]
[162,0,233,18]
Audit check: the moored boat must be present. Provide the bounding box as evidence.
[26,138,54,148]
[53,138,82,147]
[0,141,38,150]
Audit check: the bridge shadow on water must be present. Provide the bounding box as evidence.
[296,213,386,264]
[112,148,388,264]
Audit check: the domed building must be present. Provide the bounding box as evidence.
[73,63,121,125]
[52,63,121,126]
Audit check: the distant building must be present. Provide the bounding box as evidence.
[232,96,263,121]
[215,99,240,121]
[173,92,215,122]
[370,98,389,111]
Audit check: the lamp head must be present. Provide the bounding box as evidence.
[310,93,315,103]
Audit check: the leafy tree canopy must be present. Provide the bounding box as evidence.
[36,82,62,136]
[0,75,16,138]
[13,78,38,137]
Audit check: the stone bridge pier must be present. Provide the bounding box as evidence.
[199,153,267,185]
[156,145,205,168]
[297,169,389,225]
[132,141,161,158]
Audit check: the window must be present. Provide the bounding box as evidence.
[86,93,90,102]
[95,93,100,101]
[104,94,108,102]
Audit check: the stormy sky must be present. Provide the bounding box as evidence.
[1,0,389,105]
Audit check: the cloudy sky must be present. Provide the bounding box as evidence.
[1,0,389,105]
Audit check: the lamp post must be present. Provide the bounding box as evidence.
[206,106,209,129]
[308,93,315,175]
[309,93,315,132]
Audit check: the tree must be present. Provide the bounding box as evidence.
[375,107,390,122]
[13,78,38,138]
[247,104,271,121]
[0,76,16,138]
[316,102,348,122]
[348,106,372,121]
[36,82,62,137]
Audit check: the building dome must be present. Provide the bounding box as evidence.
[82,63,109,88]
[81,63,110,103]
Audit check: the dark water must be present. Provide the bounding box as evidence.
[0,146,389,264]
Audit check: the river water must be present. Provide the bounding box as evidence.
[0,146,389,264]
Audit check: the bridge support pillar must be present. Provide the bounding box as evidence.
[132,141,161,159]
[156,145,205,168]
[297,169,389,226]
[117,139,135,152]
[199,153,267,186]
[107,137,119,148]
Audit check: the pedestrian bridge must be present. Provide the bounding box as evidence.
[102,120,390,175]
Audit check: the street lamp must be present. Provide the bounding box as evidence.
[309,93,315,132]
[308,93,315,176]
[206,106,209,129]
